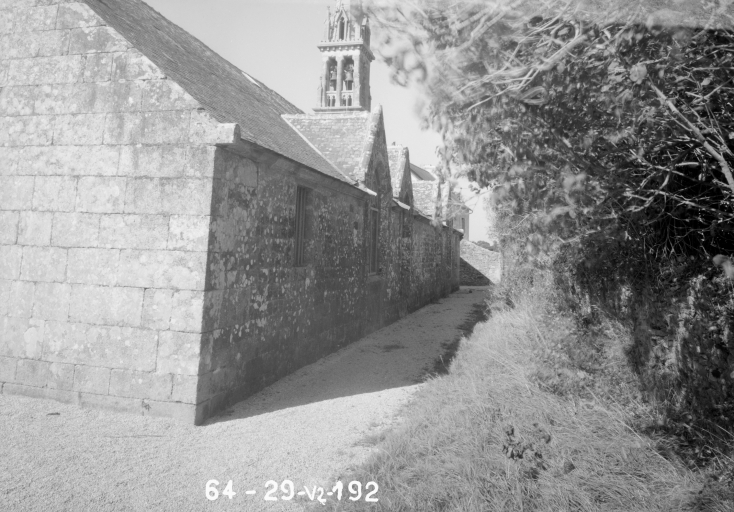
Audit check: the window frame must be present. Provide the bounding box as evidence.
[294,186,308,267]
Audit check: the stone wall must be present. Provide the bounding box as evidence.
[196,144,461,421]
[460,240,500,285]
[0,0,230,422]
[0,0,462,424]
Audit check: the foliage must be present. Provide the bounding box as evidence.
[357,0,734,261]
[313,279,733,512]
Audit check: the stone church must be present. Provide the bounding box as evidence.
[0,0,462,424]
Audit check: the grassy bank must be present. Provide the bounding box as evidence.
[319,284,733,511]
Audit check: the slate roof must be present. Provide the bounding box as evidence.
[82,0,354,184]
[410,163,436,181]
[284,111,372,180]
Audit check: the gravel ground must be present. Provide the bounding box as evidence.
[1,287,488,512]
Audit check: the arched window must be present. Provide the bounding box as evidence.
[339,19,345,40]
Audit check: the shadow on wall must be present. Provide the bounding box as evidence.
[204,287,491,425]
[460,258,491,286]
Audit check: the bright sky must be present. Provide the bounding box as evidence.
[144,0,443,167]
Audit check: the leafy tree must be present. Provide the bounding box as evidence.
[356,0,734,261]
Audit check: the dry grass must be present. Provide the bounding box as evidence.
[318,287,733,511]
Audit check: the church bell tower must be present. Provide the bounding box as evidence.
[315,0,373,112]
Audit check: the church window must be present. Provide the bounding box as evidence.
[339,19,345,40]
[294,186,309,266]
[328,60,337,91]
[344,61,354,91]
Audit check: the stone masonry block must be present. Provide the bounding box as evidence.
[157,331,201,376]
[0,10,13,35]
[43,322,157,371]
[185,145,216,178]
[109,369,172,401]
[0,356,16,382]
[142,399,198,424]
[72,364,110,394]
[0,85,37,116]
[142,80,198,111]
[0,245,22,279]
[33,84,81,115]
[123,178,161,214]
[103,112,142,145]
[0,30,70,59]
[0,211,19,243]
[20,246,67,282]
[141,288,173,330]
[18,145,119,177]
[0,177,34,210]
[68,284,143,327]
[161,179,213,216]
[171,374,197,403]
[2,383,78,406]
[115,250,167,288]
[117,250,207,290]
[118,145,187,178]
[0,317,44,359]
[7,281,34,318]
[111,50,164,81]
[17,5,59,32]
[75,177,125,213]
[82,52,112,82]
[0,147,19,176]
[0,0,34,8]
[32,176,76,211]
[32,282,71,321]
[40,82,144,115]
[56,2,103,29]
[51,212,99,247]
[0,115,54,146]
[167,215,210,251]
[16,359,74,390]
[170,290,204,333]
[94,81,143,113]
[7,55,83,85]
[54,113,106,145]
[0,279,8,317]
[0,59,8,87]
[66,248,119,286]
[18,211,53,246]
[141,111,190,145]
[98,214,169,250]
[78,392,143,415]
[68,27,130,54]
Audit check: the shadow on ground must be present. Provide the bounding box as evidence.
[206,286,491,425]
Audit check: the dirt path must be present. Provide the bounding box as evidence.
[0,287,488,512]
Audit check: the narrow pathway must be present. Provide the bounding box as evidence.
[0,287,489,512]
